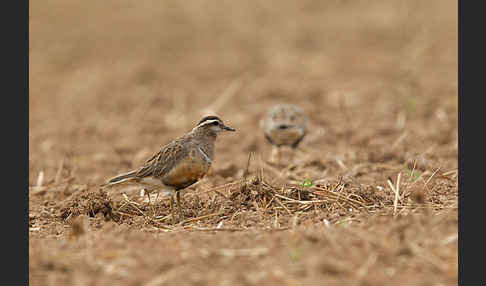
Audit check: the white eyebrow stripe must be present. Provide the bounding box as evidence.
[197,119,222,128]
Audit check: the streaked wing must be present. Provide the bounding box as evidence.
[135,137,190,179]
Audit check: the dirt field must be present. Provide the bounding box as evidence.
[29,1,458,285]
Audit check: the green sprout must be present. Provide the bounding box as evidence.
[302,178,313,188]
[405,167,420,183]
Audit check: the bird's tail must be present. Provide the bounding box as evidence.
[100,170,138,188]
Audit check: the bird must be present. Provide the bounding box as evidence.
[260,104,307,164]
[101,115,236,224]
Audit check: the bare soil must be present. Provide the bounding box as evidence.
[29,1,458,285]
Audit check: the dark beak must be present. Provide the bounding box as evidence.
[223,125,236,131]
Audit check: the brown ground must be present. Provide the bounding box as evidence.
[29,0,458,285]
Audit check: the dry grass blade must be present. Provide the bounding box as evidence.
[31,170,47,195]
[36,171,44,188]
[265,195,275,211]
[440,233,458,245]
[391,131,408,150]
[258,153,265,182]
[274,193,328,205]
[425,166,441,187]
[181,212,224,225]
[441,169,458,178]
[243,152,252,179]
[219,248,269,257]
[311,186,368,210]
[188,227,250,232]
[120,193,146,216]
[201,79,243,115]
[213,190,228,199]
[31,186,48,195]
[239,152,253,193]
[143,268,180,286]
[411,157,418,181]
[413,166,441,193]
[387,173,401,218]
[55,159,64,184]
[274,196,292,215]
[336,158,347,170]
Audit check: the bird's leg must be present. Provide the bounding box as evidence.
[176,191,185,223]
[273,146,284,166]
[289,147,297,163]
[169,194,176,225]
[144,189,151,204]
[270,145,279,164]
[143,188,156,216]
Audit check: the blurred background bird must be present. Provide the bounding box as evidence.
[260,104,308,165]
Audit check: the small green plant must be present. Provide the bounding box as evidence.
[302,178,313,188]
[405,167,420,183]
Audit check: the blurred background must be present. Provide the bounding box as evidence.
[29,0,457,184]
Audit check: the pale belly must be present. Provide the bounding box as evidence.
[268,127,304,146]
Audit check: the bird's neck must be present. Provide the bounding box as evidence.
[190,130,216,159]
[191,127,218,141]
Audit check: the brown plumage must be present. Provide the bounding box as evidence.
[101,115,235,223]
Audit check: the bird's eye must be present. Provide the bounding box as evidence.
[212,121,220,126]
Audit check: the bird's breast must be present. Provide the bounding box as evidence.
[267,126,305,146]
[162,149,211,188]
